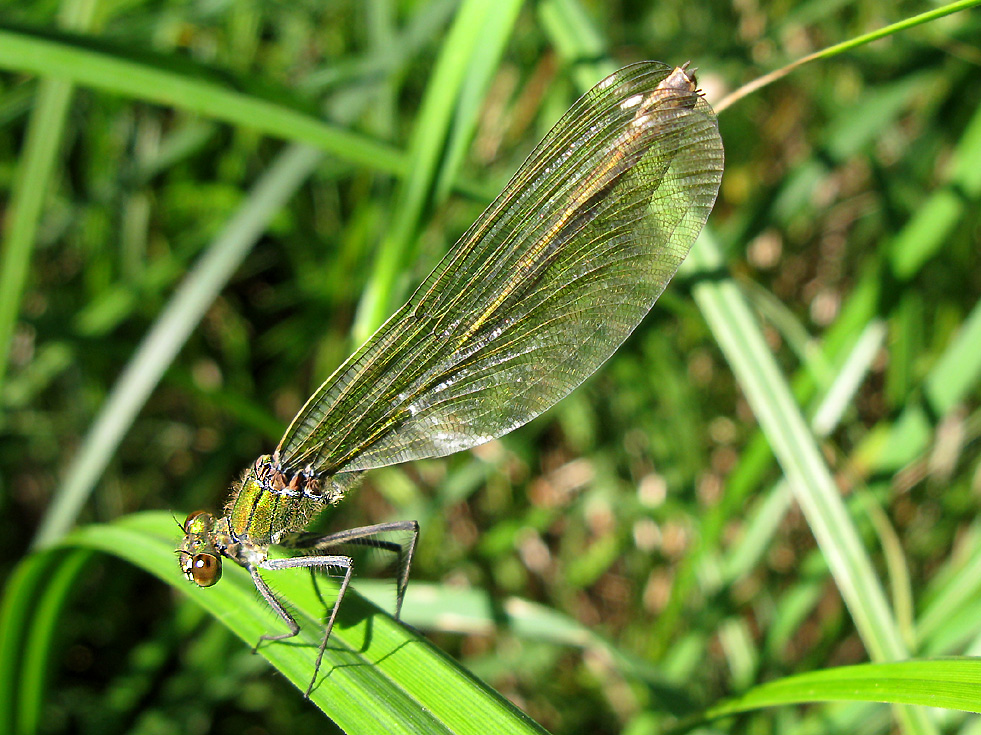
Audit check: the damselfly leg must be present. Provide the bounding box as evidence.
[251,520,420,697]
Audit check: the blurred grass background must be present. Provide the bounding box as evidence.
[1,0,980,733]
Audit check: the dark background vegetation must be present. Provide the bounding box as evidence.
[1,1,979,733]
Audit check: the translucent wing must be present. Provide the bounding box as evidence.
[276,62,724,478]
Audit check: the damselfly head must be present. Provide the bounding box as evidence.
[625,65,702,133]
[177,510,223,587]
[656,65,700,109]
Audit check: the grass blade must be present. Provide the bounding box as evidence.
[0,0,101,398]
[702,659,981,721]
[0,24,404,174]
[59,512,548,735]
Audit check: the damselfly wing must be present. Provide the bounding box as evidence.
[178,61,724,697]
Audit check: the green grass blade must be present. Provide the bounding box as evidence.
[718,319,887,586]
[0,0,100,398]
[59,512,549,735]
[688,231,904,662]
[924,299,981,416]
[536,0,610,88]
[889,100,981,279]
[810,320,888,436]
[0,77,72,402]
[0,24,405,174]
[0,546,92,735]
[801,0,981,67]
[687,232,935,735]
[856,297,981,478]
[658,319,887,657]
[918,525,981,652]
[0,552,48,733]
[15,550,91,735]
[701,659,981,721]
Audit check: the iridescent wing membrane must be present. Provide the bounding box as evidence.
[277,62,724,481]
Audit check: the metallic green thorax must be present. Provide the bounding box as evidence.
[225,455,338,545]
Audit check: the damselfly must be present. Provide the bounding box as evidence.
[178,61,724,697]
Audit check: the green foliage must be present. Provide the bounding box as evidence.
[1,1,980,734]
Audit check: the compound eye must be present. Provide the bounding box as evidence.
[189,553,221,587]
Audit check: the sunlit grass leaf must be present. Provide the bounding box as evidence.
[60,512,548,735]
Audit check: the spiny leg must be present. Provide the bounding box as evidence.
[260,553,354,697]
[248,564,300,645]
[288,520,420,620]
[254,521,420,697]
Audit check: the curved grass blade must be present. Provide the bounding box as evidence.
[1,546,102,735]
[0,24,403,176]
[64,512,547,735]
[700,659,981,722]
